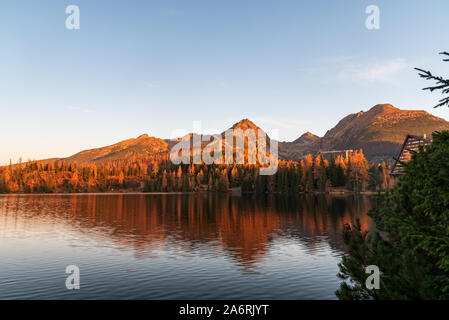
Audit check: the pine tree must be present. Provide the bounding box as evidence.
[336,131,449,299]
[182,175,190,192]
[70,170,79,191]
[197,169,204,186]
[415,51,449,108]
[217,169,229,192]
[152,162,159,176]
[118,170,125,186]
[161,170,168,191]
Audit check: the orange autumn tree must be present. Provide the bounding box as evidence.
[0,149,393,194]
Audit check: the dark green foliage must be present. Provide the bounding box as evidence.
[336,131,449,299]
[415,52,449,108]
[368,165,382,191]
[182,175,191,192]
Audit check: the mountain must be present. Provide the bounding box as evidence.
[182,118,274,164]
[279,132,319,160]
[282,104,449,161]
[64,134,169,164]
[229,118,261,132]
[61,119,272,165]
[221,118,274,164]
[19,104,449,166]
[292,132,320,145]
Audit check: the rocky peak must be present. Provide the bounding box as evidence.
[231,119,260,131]
[302,131,315,137]
[292,131,319,145]
[370,104,397,113]
[137,133,149,139]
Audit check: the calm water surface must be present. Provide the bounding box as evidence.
[0,194,374,299]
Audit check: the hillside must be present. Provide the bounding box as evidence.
[279,132,319,160]
[64,134,169,164]
[282,104,449,161]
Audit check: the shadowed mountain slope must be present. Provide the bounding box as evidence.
[281,104,449,161]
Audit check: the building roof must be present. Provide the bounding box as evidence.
[390,134,432,176]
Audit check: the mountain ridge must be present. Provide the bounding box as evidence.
[11,104,449,165]
[316,103,449,160]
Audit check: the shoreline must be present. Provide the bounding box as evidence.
[0,190,384,196]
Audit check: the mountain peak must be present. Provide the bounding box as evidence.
[302,131,316,137]
[292,131,319,144]
[369,104,398,112]
[231,118,259,131]
[317,103,449,161]
[137,133,149,139]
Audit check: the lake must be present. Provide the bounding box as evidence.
[0,193,374,299]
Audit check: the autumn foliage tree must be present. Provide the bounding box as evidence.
[0,149,392,194]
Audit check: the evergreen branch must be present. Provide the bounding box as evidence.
[415,52,449,108]
[440,51,449,62]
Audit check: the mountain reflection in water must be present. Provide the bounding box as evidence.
[0,194,374,299]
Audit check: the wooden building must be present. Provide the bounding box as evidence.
[390,134,432,176]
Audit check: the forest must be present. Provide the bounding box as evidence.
[0,150,396,194]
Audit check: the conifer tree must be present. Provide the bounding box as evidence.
[415,52,449,108]
[336,131,449,299]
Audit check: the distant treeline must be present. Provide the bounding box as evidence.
[0,150,395,194]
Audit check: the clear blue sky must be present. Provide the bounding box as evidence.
[1,0,449,164]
